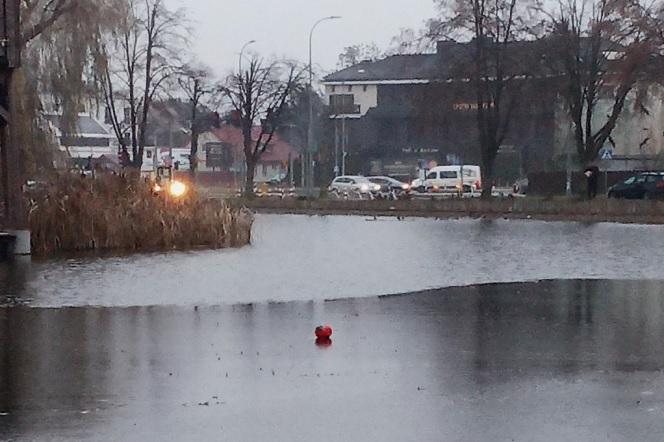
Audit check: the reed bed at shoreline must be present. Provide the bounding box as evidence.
[29,174,253,256]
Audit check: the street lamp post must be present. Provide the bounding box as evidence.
[239,40,257,74]
[307,15,341,197]
[237,40,256,192]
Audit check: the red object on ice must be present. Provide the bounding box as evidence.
[315,325,333,339]
[315,337,333,348]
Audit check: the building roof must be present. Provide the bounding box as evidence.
[325,54,440,83]
[45,114,110,136]
[323,38,588,84]
[207,124,299,163]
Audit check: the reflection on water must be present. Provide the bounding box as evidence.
[1,280,664,441]
[2,215,664,307]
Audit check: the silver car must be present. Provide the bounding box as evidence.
[328,175,381,195]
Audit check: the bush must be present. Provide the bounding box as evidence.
[28,173,253,256]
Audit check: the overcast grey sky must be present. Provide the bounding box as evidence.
[168,0,435,78]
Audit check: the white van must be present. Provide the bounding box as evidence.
[412,165,482,193]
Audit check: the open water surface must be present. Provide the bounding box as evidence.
[1,215,663,307]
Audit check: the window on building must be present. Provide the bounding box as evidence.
[330,94,358,114]
[363,85,368,92]
[332,85,336,93]
[347,85,352,92]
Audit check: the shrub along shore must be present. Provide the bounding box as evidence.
[29,174,253,256]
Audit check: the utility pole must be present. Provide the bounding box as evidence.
[334,117,339,177]
[341,114,347,176]
[565,145,572,197]
[168,119,173,169]
[152,133,158,173]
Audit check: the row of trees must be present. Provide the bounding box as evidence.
[340,0,664,197]
[452,0,662,196]
[9,0,305,198]
[14,0,660,201]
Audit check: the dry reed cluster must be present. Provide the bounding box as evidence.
[29,174,253,256]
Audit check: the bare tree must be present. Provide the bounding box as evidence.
[337,43,383,69]
[2,0,124,226]
[548,0,655,166]
[386,28,436,55]
[17,0,125,129]
[433,0,542,197]
[178,65,213,177]
[21,0,94,46]
[220,57,303,197]
[103,0,187,169]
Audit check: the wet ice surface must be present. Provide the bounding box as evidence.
[2,215,664,307]
[2,280,664,441]
[2,216,664,440]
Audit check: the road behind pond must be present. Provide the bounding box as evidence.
[2,215,664,307]
[2,280,664,441]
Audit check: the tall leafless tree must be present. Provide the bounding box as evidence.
[220,57,302,197]
[103,0,187,169]
[178,65,212,177]
[548,0,655,166]
[433,0,542,197]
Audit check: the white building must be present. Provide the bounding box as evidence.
[45,113,114,160]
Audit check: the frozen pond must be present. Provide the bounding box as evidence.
[3,216,664,440]
[1,214,664,307]
[2,280,664,441]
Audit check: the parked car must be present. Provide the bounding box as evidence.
[608,172,664,200]
[368,176,410,199]
[328,176,381,195]
[411,165,482,193]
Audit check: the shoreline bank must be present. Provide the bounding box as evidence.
[229,197,664,225]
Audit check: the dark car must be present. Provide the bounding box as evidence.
[368,176,410,199]
[608,172,664,200]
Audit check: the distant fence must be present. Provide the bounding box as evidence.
[230,197,664,224]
